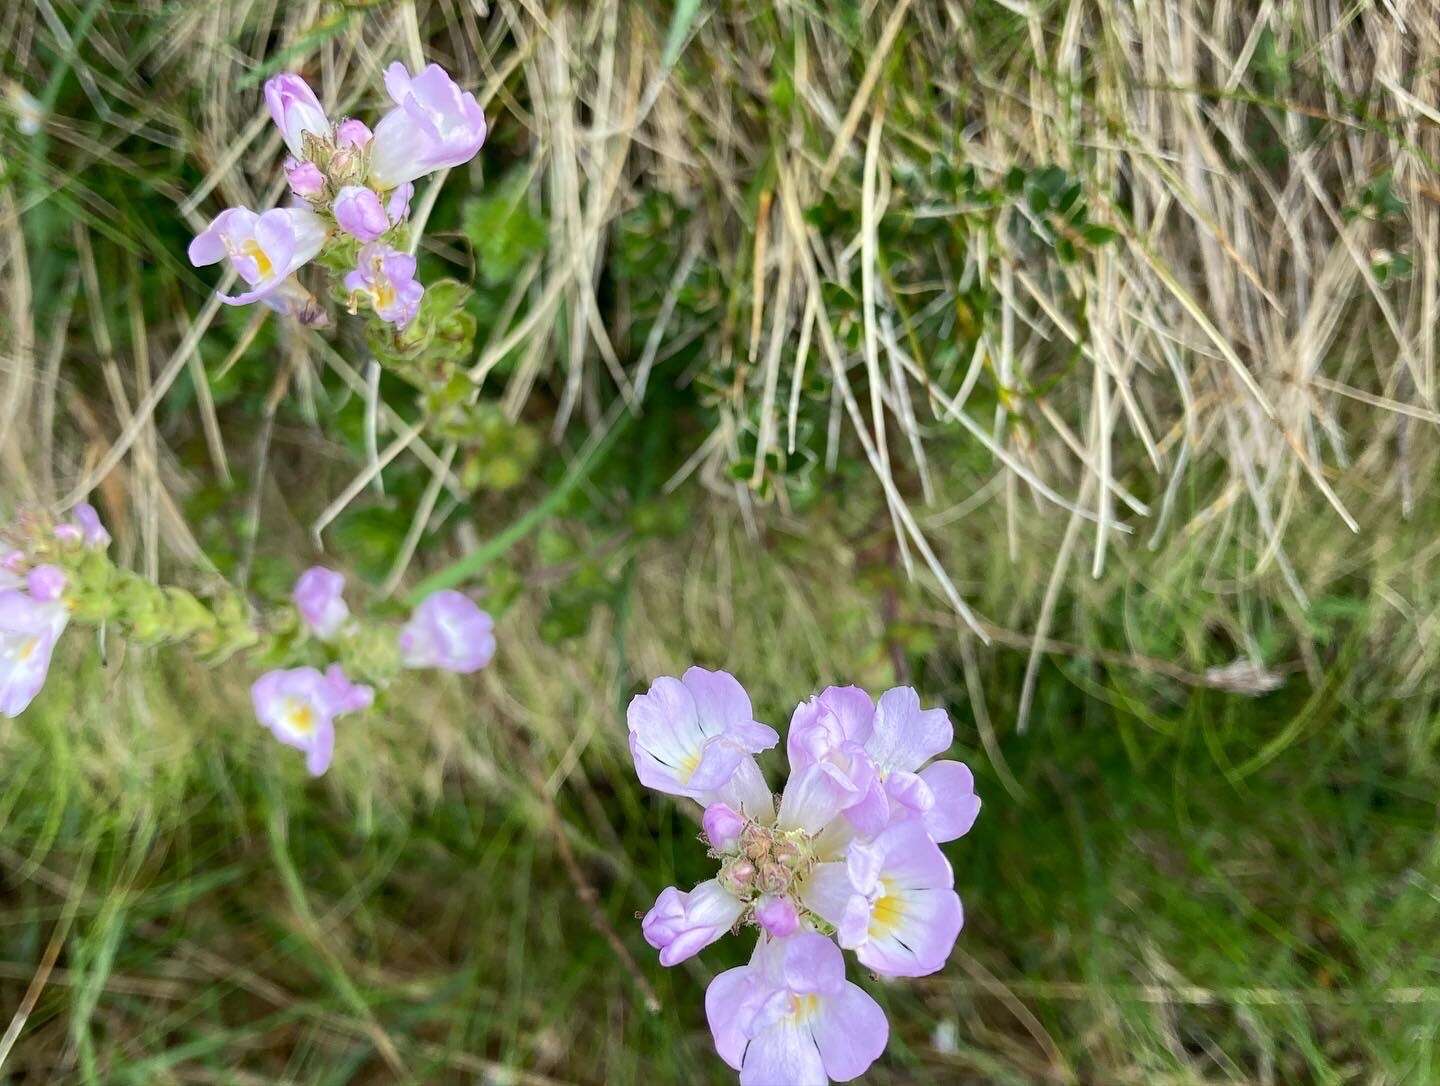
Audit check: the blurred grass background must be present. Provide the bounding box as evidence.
[4,0,1440,1082]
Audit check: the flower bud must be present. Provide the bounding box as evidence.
[754,895,800,938]
[719,859,755,896]
[264,73,331,158]
[702,803,745,851]
[334,185,390,242]
[25,565,66,603]
[759,862,791,896]
[285,158,326,198]
[335,118,372,149]
[328,146,364,187]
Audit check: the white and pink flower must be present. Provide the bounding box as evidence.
[250,664,372,777]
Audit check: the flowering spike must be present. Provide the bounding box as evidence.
[633,670,978,1082]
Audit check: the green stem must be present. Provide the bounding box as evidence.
[406,407,637,603]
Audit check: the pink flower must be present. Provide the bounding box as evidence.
[642,880,745,967]
[774,745,876,837]
[706,933,888,1085]
[368,63,488,189]
[343,242,423,328]
[264,73,330,158]
[863,686,982,842]
[627,668,778,809]
[801,820,963,977]
[386,182,413,223]
[189,207,328,309]
[398,590,495,673]
[792,685,981,843]
[0,584,68,718]
[293,566,349,640]
[250,664,372,777]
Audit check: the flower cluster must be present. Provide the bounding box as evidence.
[1,499,497,783]
[630,669,980,1084]
[251,567,495,776]
[189,64,487,329]
[0,506,110,717]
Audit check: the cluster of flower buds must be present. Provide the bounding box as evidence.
[189,63,487,330]
[252,567,495,777]
[629,669,981,1084]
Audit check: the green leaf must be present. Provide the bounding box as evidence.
[461,178,549,285]
[661,0,705,70]
[1081,224,1119,246]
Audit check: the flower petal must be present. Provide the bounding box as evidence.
[740,1021,827,1086]
[774,931,846,996]
[706,964,763,1071]
[856,885,963,977]
[866,686,953,773]
[810,982,889,1081]
[786,685,874,771]
[919,759,981,842]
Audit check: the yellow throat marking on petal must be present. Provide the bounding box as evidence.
[17,637,40,662]
[790,993,821,1024]
[678,749,701,781]
[284,699,316,736]
[239,240,274,279]
[869,877,906,939]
